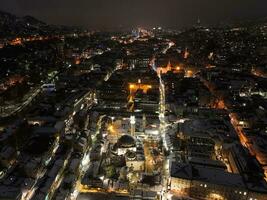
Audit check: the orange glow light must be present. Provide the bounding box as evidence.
[129,84,135,89]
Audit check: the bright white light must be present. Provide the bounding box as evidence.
[0,171,4,178]
[81,104,84,110]
[167,193,173,199]
[159,113,164,119]
[130,116,136,124]
[81,154,90,166]
[150,130,159,135]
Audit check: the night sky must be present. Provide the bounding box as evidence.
[1,0,267,28]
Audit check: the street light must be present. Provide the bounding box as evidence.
[111,116,115,124]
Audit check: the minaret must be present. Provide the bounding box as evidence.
[197,17,201,26]
[167,60,172,70]
[130,115,136,137]
[184,48,189,59]
[142,114,146,132]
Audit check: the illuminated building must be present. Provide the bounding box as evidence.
[157,61,172,74]
[156,61,186,75]
[170,162,266,200]
[129,83,152,94]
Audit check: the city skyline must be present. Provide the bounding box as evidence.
[1,0,267,28]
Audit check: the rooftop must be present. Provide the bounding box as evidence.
[171,162,245,188]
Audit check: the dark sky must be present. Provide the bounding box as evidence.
[1,0,267,28]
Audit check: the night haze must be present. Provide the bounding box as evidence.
[1,1,267,200]
[0,0,267,28]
